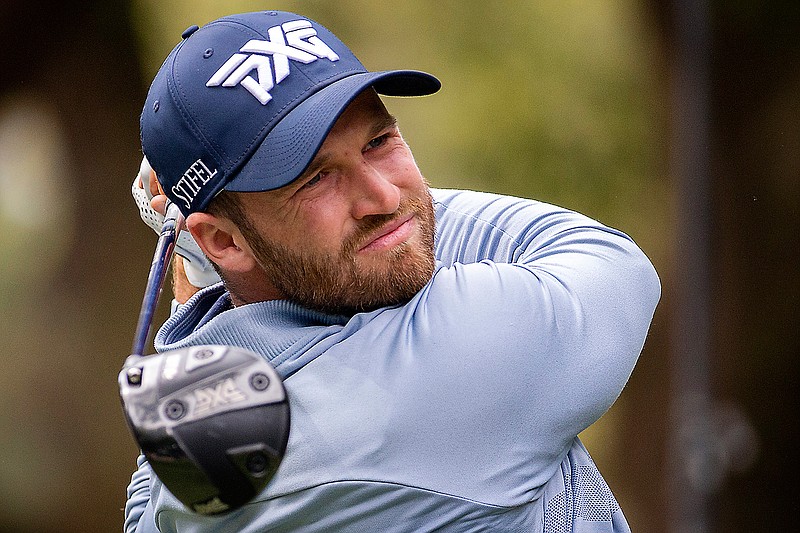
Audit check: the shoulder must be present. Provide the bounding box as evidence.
[431,188,562,236]
[432,188,533,213]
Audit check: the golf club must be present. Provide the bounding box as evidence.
[119,202,290,515]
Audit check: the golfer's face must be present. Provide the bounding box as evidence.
[234,89,436,314]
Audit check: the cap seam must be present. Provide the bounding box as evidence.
[174,21,271,167]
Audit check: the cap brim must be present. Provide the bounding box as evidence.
[223,70,440,193]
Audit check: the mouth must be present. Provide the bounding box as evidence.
[358,214,416,253]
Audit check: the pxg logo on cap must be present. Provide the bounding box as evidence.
[206,19,341,105]
[140,11,440,216]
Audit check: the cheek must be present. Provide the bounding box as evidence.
[384,148,424,187]
[292,201,350,251]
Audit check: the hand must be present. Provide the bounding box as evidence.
[132,157,222,289]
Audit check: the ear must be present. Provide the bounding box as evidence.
[186,212,258,274]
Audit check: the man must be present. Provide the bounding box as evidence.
[125,10,660,533]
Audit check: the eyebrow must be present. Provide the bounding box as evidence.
[370,113,398,138]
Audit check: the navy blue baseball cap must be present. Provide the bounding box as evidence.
[140,11,441,216]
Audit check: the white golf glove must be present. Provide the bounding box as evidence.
[132,157,221,288]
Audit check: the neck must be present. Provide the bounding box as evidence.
[222,269,285,307]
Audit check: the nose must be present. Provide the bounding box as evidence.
[349,161,401,220]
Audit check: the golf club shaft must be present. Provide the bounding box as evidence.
[131,202,185,356]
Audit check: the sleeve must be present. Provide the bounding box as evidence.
[124,454,160,533]
[432,187,643,268]
[425,188,660,456]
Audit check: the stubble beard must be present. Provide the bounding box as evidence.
[240,189,436,316]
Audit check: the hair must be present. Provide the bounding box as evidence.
[202,190,254,281]
[205,190,246,222]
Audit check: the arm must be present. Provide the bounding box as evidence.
[429,188,660,438]
[124,455,160,533]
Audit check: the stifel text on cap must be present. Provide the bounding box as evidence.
[172,159,218,210]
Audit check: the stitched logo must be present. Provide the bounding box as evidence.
[206,19,340,104]
[194,378,247,415]
[171,158,218,210]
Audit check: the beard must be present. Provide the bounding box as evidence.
[237,189,436,315]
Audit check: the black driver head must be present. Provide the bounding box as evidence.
[119,344,290,515]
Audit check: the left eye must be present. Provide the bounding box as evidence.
[302,172,324,189]
[366,135,387,150]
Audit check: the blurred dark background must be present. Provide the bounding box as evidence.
[0,1,796,531]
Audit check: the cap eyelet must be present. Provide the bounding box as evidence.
[153,100,160,112]
[203,48,214,59]
[181,25,199,39]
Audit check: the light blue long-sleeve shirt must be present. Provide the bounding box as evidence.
[124,189,660,532]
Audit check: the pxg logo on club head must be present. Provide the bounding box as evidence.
[119,345,290,515]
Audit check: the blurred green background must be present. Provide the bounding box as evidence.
[0,1,796,531]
